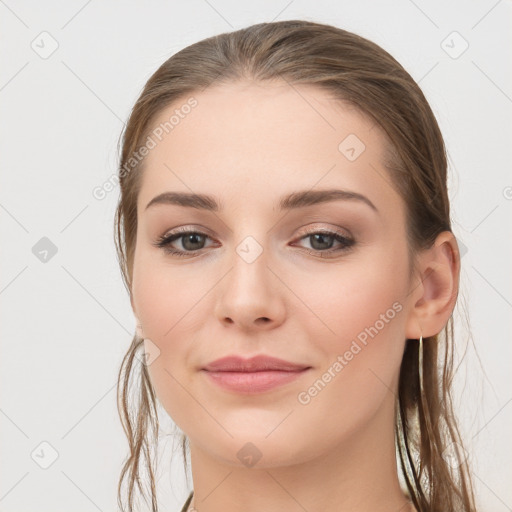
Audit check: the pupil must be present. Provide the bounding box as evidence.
[183,233,204,250]
[311,233,333,250]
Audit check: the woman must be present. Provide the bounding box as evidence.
[114,20,478,512]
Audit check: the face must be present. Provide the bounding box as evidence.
[131,81,416,468]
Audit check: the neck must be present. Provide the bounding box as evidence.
[186,394,413,512]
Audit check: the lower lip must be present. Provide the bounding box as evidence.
[202,369,310,393]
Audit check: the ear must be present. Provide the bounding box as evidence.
[405,231,461,339]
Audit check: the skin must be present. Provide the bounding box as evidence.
[130,80,460,512]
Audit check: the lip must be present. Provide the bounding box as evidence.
[202,355,310,372]
[201,355,311,394]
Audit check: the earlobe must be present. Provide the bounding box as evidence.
[405,231,460,339]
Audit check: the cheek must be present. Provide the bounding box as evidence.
[132,251,207,340]
[290,252,408,411]
[132,256,213,428]
[291,250,408,346]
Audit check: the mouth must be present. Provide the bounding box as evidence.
[201,354,312,394]
[201,368,311,394]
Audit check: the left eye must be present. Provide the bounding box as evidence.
[293,230,355,254]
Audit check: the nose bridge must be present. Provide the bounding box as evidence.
[214,224,285,327]
[228,211,271,271]
[230,230,271,294]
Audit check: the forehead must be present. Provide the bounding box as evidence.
[136,81,400,219]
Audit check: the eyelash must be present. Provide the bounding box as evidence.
[153,226,356,259]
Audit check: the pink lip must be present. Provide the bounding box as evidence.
[201,355,311,394]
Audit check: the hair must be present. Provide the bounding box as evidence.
[114,19,478,512]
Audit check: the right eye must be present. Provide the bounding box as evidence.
[154,228,216,257]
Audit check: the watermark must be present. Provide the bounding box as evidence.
[30,441,59,469]
[31,31,59,59]
[32,236,58,263]
[236,441,263,468]
[440,31,469,60]
[236,235,264,264]
[134,338,161,366]
[338,133,366,162]
[92,96,198,200]
[297,300,403,405]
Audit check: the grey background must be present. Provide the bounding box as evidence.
[1,1,511,511]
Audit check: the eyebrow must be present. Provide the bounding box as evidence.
[145,188,378,214]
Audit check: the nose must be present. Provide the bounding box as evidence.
[214,240,286,331]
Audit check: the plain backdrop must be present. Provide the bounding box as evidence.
[1,1,511,511]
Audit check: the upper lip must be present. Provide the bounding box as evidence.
[202,355,311,372]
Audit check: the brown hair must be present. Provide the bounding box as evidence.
[114,19,477,512]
